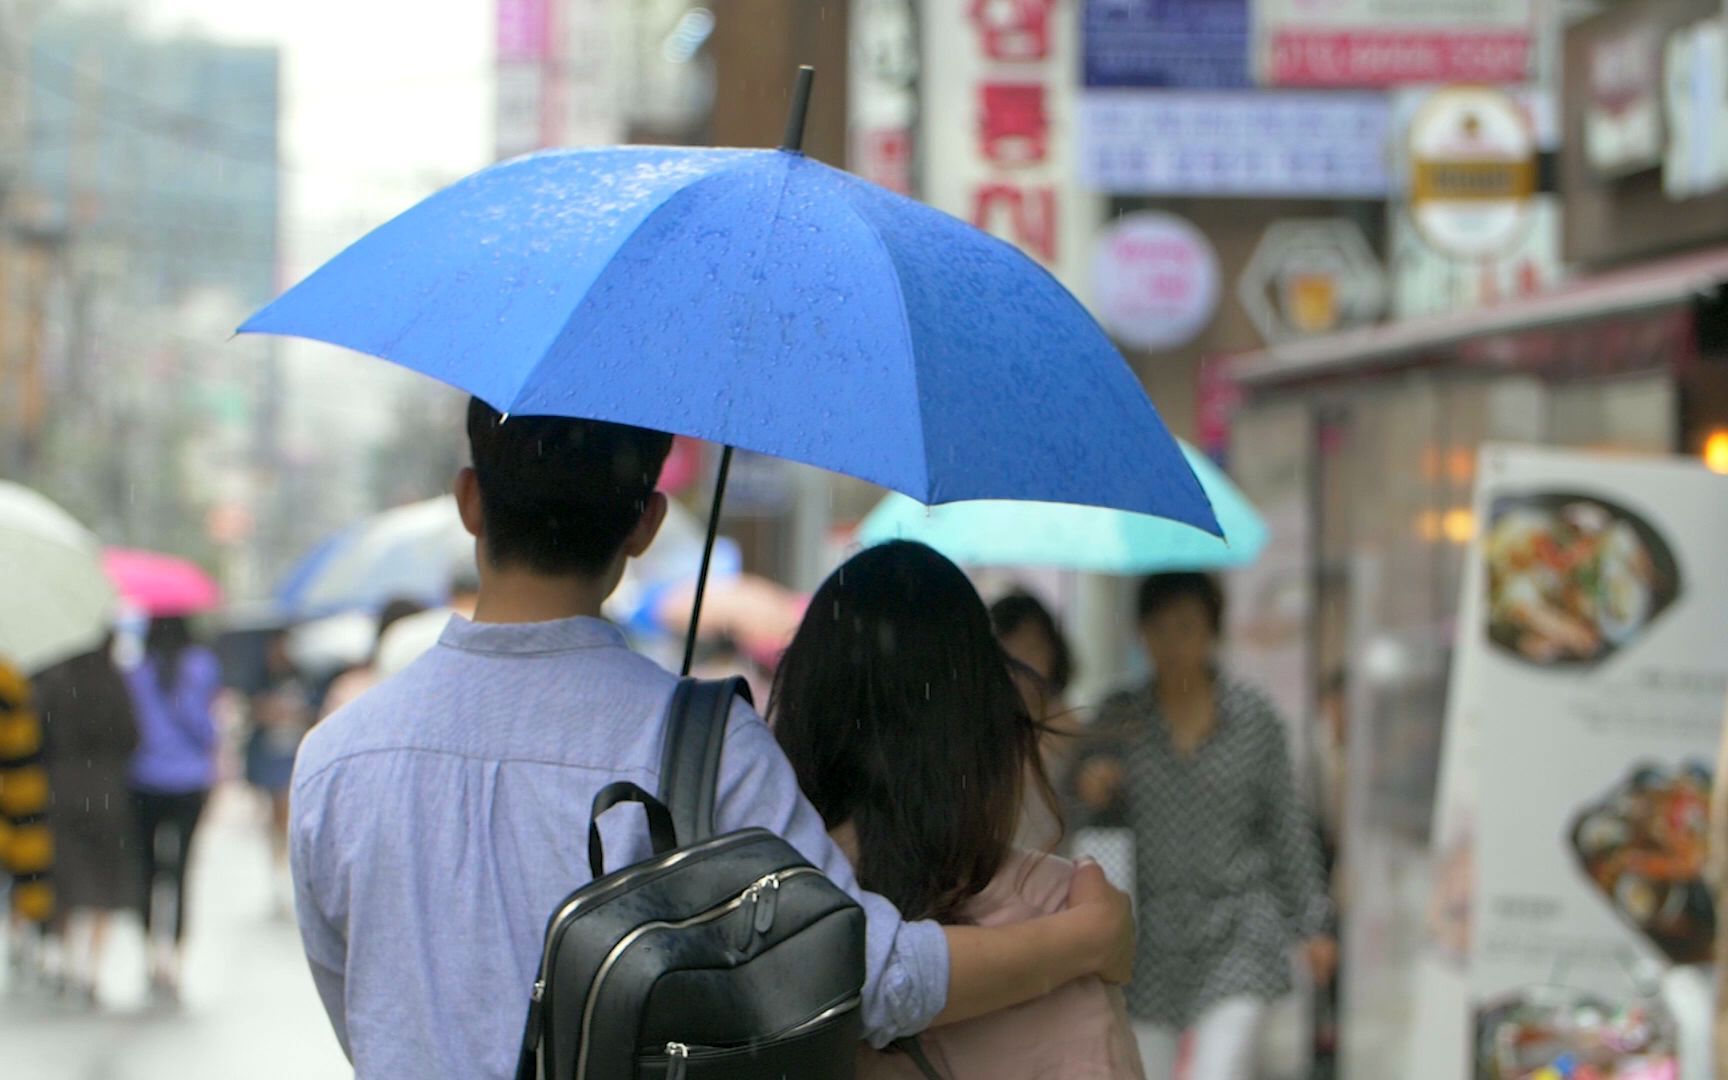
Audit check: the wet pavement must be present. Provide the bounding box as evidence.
[1,788,349,1079]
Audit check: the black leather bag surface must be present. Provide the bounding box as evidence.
[515,677,866,1080]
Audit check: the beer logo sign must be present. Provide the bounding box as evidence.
[1408,87,1536,259]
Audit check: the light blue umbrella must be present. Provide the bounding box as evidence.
[857,441,1266,574]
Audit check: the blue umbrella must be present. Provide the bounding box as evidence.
[239,69,1214,669]
[857,440,1268,574]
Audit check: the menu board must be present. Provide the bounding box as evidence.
[1434,446,1728,1080]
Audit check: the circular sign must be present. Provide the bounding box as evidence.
[1091,212,1221,350]
[1409,87,1537,259]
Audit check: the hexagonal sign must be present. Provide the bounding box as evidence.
[1237,219,1386,344]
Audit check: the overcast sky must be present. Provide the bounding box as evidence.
[136,0,495,447]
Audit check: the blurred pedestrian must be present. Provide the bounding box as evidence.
[1072,573,1333,1080]
[126,615,220,1005]
[774,542,1144,1078]
[991,590,1081,851]
[246,629,310,907]
[374,570,479,677]
[318,599,426,720]
[35,637,138,1006]
[1,656,54,973]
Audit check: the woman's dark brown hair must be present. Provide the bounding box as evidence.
[770,541,1053,924]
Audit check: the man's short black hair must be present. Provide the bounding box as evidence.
[1136,572,1225,635]
[466,397,673,577]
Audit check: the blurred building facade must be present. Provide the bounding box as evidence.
[0,5,282,599]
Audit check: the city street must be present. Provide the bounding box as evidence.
[1,789,348,1079]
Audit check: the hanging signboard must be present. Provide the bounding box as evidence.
[1078,90,1392,197]
[1090,211,1220,349]
[1586,24,1664,178]
[920,0,1100,293]
[1257,0,1532,88]
[1237,219,1385,343]
[1408,87,1538,260]
[1081,0,1250,89]
[1414,445,1728,1079]
[1662,17,1728,201]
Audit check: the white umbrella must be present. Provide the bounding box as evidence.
[292,494,722,620]
[296,497,472,616]
[0,481,116,673]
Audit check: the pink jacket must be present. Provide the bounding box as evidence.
[858,850,1146,1079]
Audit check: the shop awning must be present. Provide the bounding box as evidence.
[1229,245,1728,388]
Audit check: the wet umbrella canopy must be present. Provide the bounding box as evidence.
[241,69,1214,669]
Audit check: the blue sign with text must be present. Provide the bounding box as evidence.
[1082,0,1252,89]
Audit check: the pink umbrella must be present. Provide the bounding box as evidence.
[102,547,223,617]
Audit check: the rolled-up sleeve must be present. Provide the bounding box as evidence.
[713,704,949,1046]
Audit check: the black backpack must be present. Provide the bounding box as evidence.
[514,677,867,1080]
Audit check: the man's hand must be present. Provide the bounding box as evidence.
[1067,858,1135,985]
[1303,936,1338,986]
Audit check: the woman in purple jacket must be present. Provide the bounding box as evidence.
[126,615,220,1005]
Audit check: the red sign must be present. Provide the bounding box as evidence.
[968,0,1057,61]
[1269,30,1530,87]
[964,4,1061,263]
[853,130,913,195]
[979,83,1049,165]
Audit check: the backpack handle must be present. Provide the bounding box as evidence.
[588,782,678,879]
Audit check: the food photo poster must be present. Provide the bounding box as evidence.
[1426,446,1728,1080]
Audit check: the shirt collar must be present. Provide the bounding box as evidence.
[437,614,628,656]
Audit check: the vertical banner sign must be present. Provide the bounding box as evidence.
[849,0,918,195]
[496,0,551,160]
[1257,0,1532,88]
[1427,446,1728,1079]
[556,0,623,148]
[496,0,618,160]
[920,0,1101,295]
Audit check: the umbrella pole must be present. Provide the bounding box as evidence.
[680,65,816,676]
[681,445,734,676]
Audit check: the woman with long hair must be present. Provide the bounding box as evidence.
[773,541,1142,1078]
[126,615,220,1006]
[990,590,1080,850]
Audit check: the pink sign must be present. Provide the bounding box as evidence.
[1270,29,1529,86]
[497,0,550,62]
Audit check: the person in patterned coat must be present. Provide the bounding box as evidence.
[1072,573,1335,1080]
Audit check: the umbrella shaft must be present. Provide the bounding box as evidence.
[681,445,734,676]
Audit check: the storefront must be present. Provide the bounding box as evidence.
[1222,245,1728,1076]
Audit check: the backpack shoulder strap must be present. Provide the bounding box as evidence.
[658,676,754,846]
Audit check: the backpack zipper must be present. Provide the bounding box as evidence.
[574,866,824,1080]
[665,1042,689,1080]
[658,993,862,1070]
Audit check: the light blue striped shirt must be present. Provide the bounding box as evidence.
[290,615,948,1079]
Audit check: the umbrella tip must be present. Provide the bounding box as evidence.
[780,65,816,154]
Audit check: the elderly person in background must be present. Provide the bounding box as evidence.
[1073,573,1334,1080]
